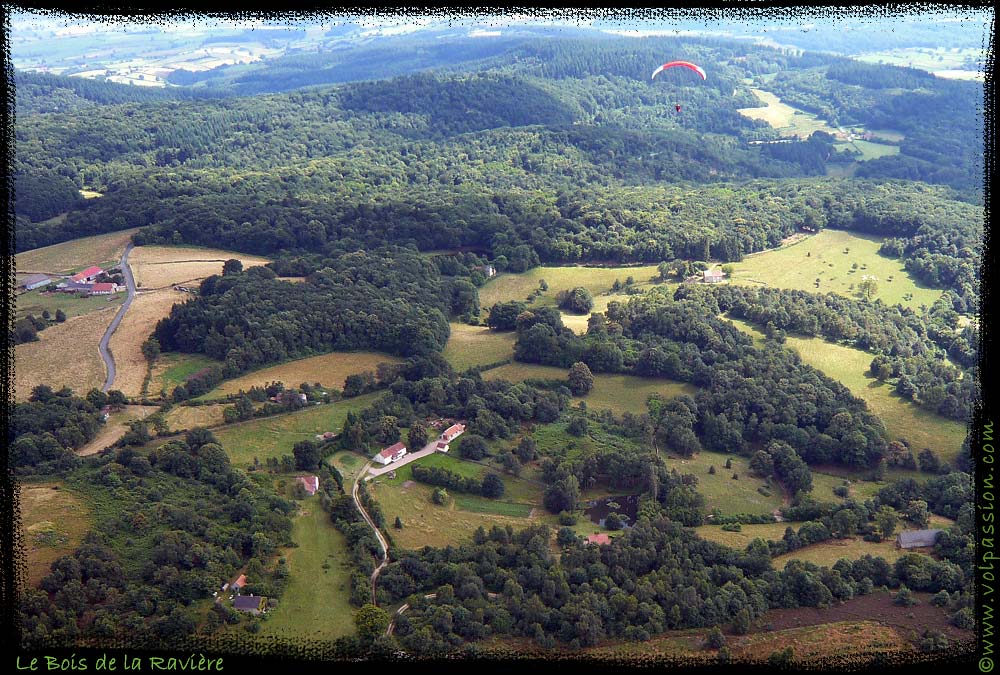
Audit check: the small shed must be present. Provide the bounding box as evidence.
[896,529,943,549]
[585,533,612,546]
[703,269,725,284]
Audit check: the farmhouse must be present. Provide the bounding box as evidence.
[19,273,52,291]
[896,529,943,549]
[585,533,612,546]
[233,595,266,615]
[56,280,94,293]
[374,442,407,466]
[296,475,319,496]
[703,269,725,284]
[89,282,120,295]
[231,574,247,594]
[440,423,466,443]
[70,266,104,283]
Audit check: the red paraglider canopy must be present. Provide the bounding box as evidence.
[651,61,707,80]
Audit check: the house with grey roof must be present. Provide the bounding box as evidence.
[896,529,943,549]
[19,273,52,291]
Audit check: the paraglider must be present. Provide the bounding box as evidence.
[651,61,706,112]
[651,61,707,81]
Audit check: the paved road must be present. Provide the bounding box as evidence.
[352,460,389,605]
[99,243,137,392]
[366,439,451,477]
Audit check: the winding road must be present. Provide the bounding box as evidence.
[352,460,390,605]
[99,243,137,392]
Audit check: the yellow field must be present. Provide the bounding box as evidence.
[129,245,270,289]
[728,229,944,310]
[77,405,156,456]
[484,363,696,417]
[204,351,403,397]
[727,318,967,461]
[164,404,228,431]
[108,289,189,396]
[442,323,517,371]
[773,537,917,567]
[19,481,91,587]
[15,308,116,401]
[479,265,666,314]
[737,88,842,138]
[15,228,140,274]
[79,189,103,199]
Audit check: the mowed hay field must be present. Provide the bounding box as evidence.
[108,289,189,396]
[78,405,157,456]
[19,482,91,587]
[443,323,516,372]
[772,537,920,568]
[727,229,944,311]
[203,351,402,398]
[164,404,229,432]
[483,363,696,417]
[736,88,841,138]
[259,493,355,641]
[726,318,967,462]
[15,228,140,274]
[15,308,116,401]
[129,245,270,289]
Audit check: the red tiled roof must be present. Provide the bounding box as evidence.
[379,442,406,458]
[91,282,115,292]
[71,266,103,282]
[233,574,247,587]
[442,423,465,438]
[297,475,319,495]
[586,533,611,545]
[436,442,448,449]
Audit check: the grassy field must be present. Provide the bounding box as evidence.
[727,317,967,462]
[258,493,356,641]
[213,393,381,468]
[729,621,909,663]
[201,351,402,398]
[15,307,117,401]
[772,537,919,568]
[694,522,794,549]
[855,47,984,76]
[19,481,92,587]
[845,139,901,161]
[479,265,665,314]
[483,363,696,417]
[368,477,540,550]
[669,450,786,516]
[129,245,270,289]
[810,470,884,503]
[442,323,516,372]
[736,88,842,138]
[164,404,228,432]
[78,405,156,456]
[15,228,140,274]
[16,288,124,321]
[108,289,188,396]
[149,352,223,397]
[727,229,944,311]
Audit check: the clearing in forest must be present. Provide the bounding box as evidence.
[669,450,785,516]
[149,352,223,398]
[15,228,140,275]
[128,245,270,289]
[736,88,841,138]
[727,229,944,310]
[213,392,381,468]
[202,351,402,398]
[108,289,189,397]
[478,265,665,313]
[443,323,517,372]
[15,307,117,401]
[77,405,156,456]
[483,363,695,417]
[163,404,229,433]
[19,481,91,587]
[257,492,356,640]
[727,317,967,462]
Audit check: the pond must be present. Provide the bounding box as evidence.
[584,494,639,528]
